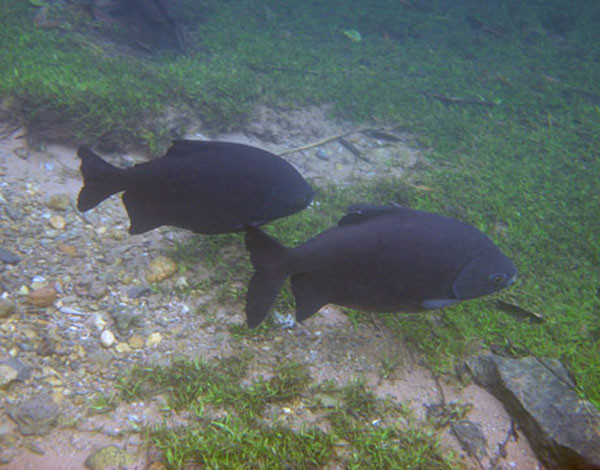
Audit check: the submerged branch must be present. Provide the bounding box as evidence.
[422,91,496,108]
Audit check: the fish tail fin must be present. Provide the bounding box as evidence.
[76,146,126,211]
[244,224,290,328]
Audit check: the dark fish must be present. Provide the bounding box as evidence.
[244,204,517,328]
[77,140,314,235]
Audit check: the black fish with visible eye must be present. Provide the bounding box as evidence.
[76,140,314,234]
[244,204,517,327]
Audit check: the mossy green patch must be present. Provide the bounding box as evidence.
[116,356,459,469]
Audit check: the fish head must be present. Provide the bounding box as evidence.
[262,180,315,219]
[452,250,517,300]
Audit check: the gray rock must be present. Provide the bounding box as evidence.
[110,307,141,335]
[0,298,16,318]
[0,358,31,382]
[4,205,23,222]
[0,247,20,265]
[466,354,600,470]
[0,364,18,388]
[8,394,60,436]
[127,285,151,299]
[453,420,487,459]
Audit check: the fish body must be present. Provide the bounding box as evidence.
[244,204,517,327]
[77,140,314,234]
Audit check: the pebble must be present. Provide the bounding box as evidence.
[315,148,330,161]
[115,342,131,354]
[49,215,66,230]
[17,285,30,296]
[0,358,31,382]
[146,332,162,347]
[128,335,144,349]
[45,194,70,211]
[111,309,140,335]
[27,287,57,307]
[85,445,136,470]
[0,364,18,388]
[127,285,151,299]
[100,330,116,348]
[146,256,178,283]
[0,299,16,318]
[57,243,78,257]
[273,312,295,329]
[0,247,21,265]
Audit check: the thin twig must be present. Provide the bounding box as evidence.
[422,91,496,108]
[277,127,369,156]
[338,137,370,163]
[489,419,518,469]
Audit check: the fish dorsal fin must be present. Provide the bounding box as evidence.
[165,140,251,160]
[165,140,212,158]
[337,203,403,226]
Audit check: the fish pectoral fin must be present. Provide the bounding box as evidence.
[122,191,165,235]
[246,271,286,328]
[291,273,327,322]
[421,299,459,310]
[337,203,402,226]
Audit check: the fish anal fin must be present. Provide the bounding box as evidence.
[246,272,286,328]
[291,273,327,322]
[122,191,165,234]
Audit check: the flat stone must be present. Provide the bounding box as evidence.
[45,194,70,211]
[27,287,57,307]
[0,247,20,265]
[466,353,600,470]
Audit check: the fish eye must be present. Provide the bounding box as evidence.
[490,273,507,284]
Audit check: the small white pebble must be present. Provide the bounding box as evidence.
[100,330,116,348]
[92,313,107,330]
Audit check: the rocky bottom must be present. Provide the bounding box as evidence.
[0,117,544,469]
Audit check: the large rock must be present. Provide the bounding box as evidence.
[7,394,60,436]
[466,353,600,470]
